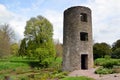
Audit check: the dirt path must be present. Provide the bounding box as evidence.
[69,68,120,80]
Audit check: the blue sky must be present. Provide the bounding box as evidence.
[0,0,120,45]
[0,0,87,17]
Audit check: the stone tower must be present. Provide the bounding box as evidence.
[62,6,93,71]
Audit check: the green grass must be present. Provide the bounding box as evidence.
[0,56,32,79]
[0,62,29,70]
[50,57,62,66]
[0,61,30,80]
[0,56,65,79]
[62,76,95,80]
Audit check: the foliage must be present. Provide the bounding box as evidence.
[95,58,120,74]
[7,56,62,71]
[53,71,68,79]
[95,58,119,68]
[18,38,27,56]
[0,56,65,80]
[112,39,120,51]
[34,47,55,68]
[24,16,53,41]
[95,58,107,66]
[0,57,30,71]
[111,48,120,59]
[18,15,56,68]
[104,55,111,59]
[0,61,29,71]
[93,42,112,59]
[62,76,95,80]
[8,56,25,61]
[49,57,62,71]
[10,43,19,56]
[95,67,113,74]
[102,60,119,68]
[0,24,15,58]
[0,24,15,42]
[54,39,63,57]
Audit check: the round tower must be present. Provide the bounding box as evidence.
[63,6,93,71]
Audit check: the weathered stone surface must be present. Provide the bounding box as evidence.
[62,6,93,71]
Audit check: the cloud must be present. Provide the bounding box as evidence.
[55,0,120,44]
[1,0,120,45]
[43,10,63,43]
[0,2,64,43]
[8,16,27,40]
[86,0,120,44]
[0,4,27,41]
[0,4,13,23]
[39,0,120,44]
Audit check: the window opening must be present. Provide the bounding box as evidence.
[80,32,88,41]
[80,13,87,22]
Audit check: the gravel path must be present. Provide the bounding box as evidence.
[69,68,120,80]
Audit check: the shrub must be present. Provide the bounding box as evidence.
[95,58,120,68]
[95,58,107,66]
[35,48,55,68]
[102,60,119,68]
[111,48,120,59]
[95,67,113,74]
[93,43,112,59]
[94,58,120,74]
[62,76,95,80]
[104,55,111,59]
[52,71,68,79]
[49,57,62,71]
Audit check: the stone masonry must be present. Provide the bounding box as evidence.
[62,6,93,71]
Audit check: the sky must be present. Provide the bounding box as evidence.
[0,0,120,45]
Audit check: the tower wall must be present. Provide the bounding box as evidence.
[63,6,93,71]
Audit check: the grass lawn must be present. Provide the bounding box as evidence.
[0,56,65,80]
[0,56,96,80]
[62,76,95,80]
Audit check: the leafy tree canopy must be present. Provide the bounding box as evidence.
[19,15,56,67]
[24,16,53,45]
[10,43,19,56]
[93,42,112,59]
[111,48,120,59]
[112,39,120,51]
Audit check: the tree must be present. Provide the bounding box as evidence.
[111,48,120,59]
[0,24,15,42]
[19,15,56,67]
[10,43,19,56]
[112,39,120,51]
[54,39,63,57]
[93,42,112,59]
[18,38,27,56]
[0,24,15,58]
[24,16,53,45]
